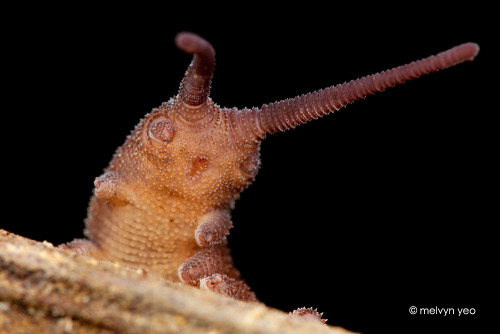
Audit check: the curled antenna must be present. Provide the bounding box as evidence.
[175,32,216,107]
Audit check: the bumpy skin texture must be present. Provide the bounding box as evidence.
[81,96,258,283]
[61,32,478,312]
[289,307,327,325]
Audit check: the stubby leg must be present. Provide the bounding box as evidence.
[194,210,233,247]
[178,243,257,302]
[289,307,327,324]
[200,273,257,302]
[59,239,101,257]
[178,243,240,285]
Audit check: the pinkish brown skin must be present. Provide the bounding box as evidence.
[61,32,478,321]
[200,273,257,302]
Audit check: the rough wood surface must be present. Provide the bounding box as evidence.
[0,230,354,333]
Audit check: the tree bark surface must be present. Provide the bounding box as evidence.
[0,230,354,334]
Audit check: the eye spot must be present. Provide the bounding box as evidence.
[148,117,175,146]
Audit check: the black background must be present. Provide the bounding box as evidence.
[2,3,495,333]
